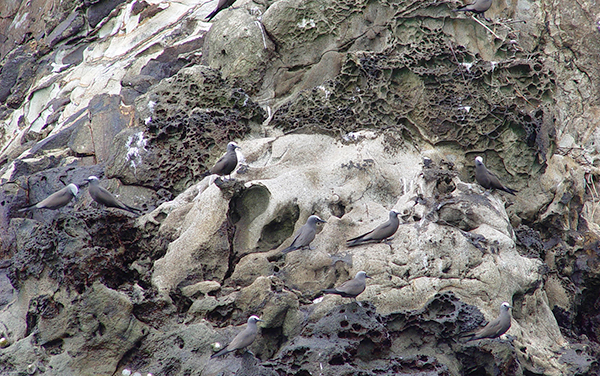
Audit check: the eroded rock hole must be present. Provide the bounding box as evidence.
[256,204,300,252]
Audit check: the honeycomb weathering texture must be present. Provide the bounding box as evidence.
[271,18,555,172]
[141,69,266,192]
[267,292,490,375]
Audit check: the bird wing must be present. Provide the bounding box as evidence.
[210,153,233,174]
[95,186,128,209]
[487,171,505,188]
[347,220,396,244]
[227,325,256,351]
[291,224,314,248]
[474,317,503,338]
[346,228,375,243]
[336,278,364,296]
[39,188,74,209]
[369,220,397,239]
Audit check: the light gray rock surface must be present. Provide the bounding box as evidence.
[1,0,600,375]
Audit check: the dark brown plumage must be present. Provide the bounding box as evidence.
[463,302,512,341]
[205,0,237,21]
[323,271,371,299]
[18,184,78,212]
[474,156,518,195]
[453,0,493,20]
[87,176,141,214]
[206,142,240,178]
[346,210,401,247]
[281,215,327,254]
[211,316,262,358]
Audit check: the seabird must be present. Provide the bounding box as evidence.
[463,302,512,341]
[18,184,78,212]
[323,271,371,299]
[211,315,262,358]
[453,0,493,20]
[346,210,401,247]
[86,176,141,214]
[205,142,241,179]
[205,0,237,21]
[474,156,518,195]
[281,215,327,254]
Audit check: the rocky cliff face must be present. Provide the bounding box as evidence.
[1,0,600,375]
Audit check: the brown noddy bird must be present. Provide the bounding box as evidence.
[211,315,262,358]
[204,142,241,179]
[323,271,372,299]
[474,156,518,195]
[205,0,237,21]
[281,215,327,254]
[346,210,401,247]
[453,0,493,20]
[87,176,141,214]
[18,183,78,212]
[463,302,512,341]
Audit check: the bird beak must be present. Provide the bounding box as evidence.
[365,275,373,279]
[319,219,327,223]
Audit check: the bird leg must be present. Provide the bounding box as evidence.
[480,12,491,22]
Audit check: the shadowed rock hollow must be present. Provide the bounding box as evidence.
[1,0,600,375]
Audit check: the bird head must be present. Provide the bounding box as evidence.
[308,215,327,224]
[475,156,484,166]
[67,184,79,197]
[227,142,240,151]
[356,271,372,279]
[500,302,512,311]
[390,210,400,218]
[86,176,100,185]
[248,315,262,324]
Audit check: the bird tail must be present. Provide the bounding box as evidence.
[205,9,218,21]
[210,348,231,358]
[281,246,296,254]
[123,204,142,214]
[323,288,338,295]
[503,187,518,195]
[453,5,473,12]
[17,205,35,212]
[345,238,363,247]
[459,331,478,342]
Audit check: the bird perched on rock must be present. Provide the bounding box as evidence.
[463,302,512,341]
[474,156,518,195]
[204,142,241,179]
[205,0,237,21]
[346,210,401,247]
[86,176,141,214]
[323,271,371,300]
[211,315,262,358]
[281,215,327,254]
[18,184,78,212]
[453,0,493,21]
